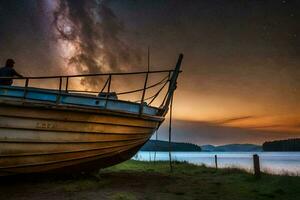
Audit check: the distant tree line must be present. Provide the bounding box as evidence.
[141,140,202,151]
[263,138,300,151]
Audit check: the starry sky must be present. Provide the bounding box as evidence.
[0,0,299,145]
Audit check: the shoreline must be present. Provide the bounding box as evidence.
[135,151,300,176]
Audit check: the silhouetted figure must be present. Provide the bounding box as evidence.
[0,59,23,86]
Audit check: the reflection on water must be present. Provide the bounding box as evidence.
[133,151,300,175]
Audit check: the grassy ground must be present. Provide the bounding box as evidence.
[0,160,299,200]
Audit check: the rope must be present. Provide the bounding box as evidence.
[67,75,169,96]
[149,79,169,105]
[169,94,173,172]
[117,75,169,95]
[160,71,172,107]
[100,76,110,93]
[132,79,169,103]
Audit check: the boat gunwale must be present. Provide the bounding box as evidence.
[0,85,162,113]
[0,97,165,122]
[0,111,158,129]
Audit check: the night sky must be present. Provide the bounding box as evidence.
[0,0,299,145]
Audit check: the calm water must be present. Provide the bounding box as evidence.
[133,151,300,175]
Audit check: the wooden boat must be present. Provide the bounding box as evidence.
[0,54,183,176]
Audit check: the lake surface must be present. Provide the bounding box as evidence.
[133,151,300,175]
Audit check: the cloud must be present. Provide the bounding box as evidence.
[249,123,300,133]
[212,116,255,125]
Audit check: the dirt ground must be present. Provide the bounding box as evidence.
[0,171,177,200]
[0,160,299,200]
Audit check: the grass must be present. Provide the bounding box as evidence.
[111,192,137,200]
[61,179,101,192]
[104,160,300,200]
[0,160,299,200]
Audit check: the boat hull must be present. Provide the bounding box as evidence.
[0,102,162,176]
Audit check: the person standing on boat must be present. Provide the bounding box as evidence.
[0,59,23,85]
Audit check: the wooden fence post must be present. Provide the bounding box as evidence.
[215,155,218,169]
[253,154,261,178]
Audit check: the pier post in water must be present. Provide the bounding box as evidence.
[214,155,218,169]
[253,154,261,178]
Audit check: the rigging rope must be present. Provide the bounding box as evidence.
[169,94,174,172]
[133,82,169,103]
[67,74,169,96]
[118,74,168,96]
[100,76,110,93]
[148,79,169,105]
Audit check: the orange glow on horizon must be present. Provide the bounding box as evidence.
[171,87,300,134]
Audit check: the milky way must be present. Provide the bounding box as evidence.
[0,0,299,144]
